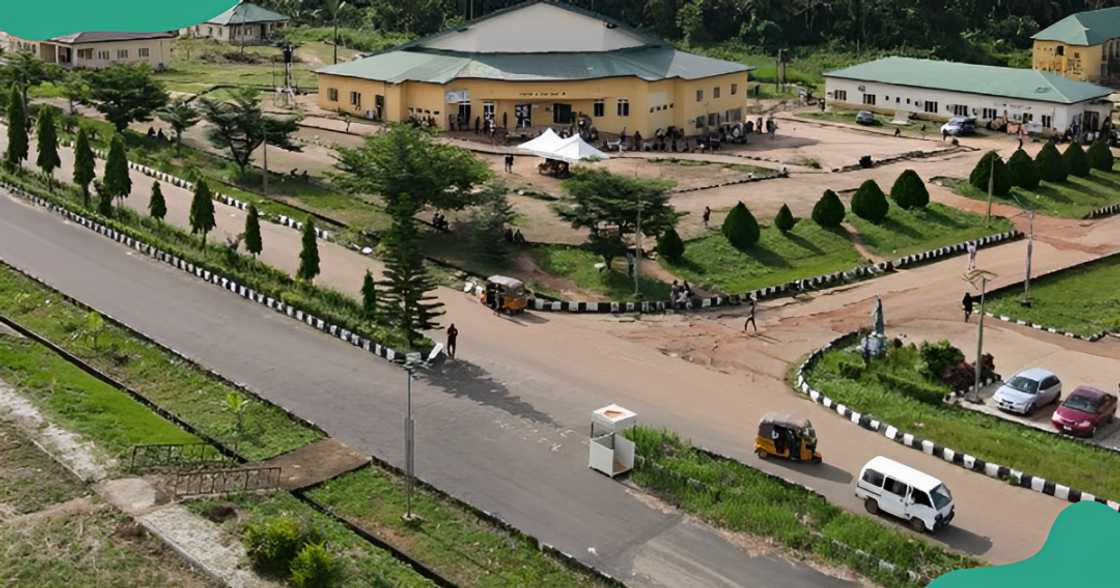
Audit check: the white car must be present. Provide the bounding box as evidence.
[856,456,955,532]
[992,368,1061,415]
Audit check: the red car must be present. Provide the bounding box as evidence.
[1051,386,1117,437]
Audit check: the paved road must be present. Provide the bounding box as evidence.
[0,193,856,587]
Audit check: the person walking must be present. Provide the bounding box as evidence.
[962,292,974,322]
[894,127,901,138]
[446,323,459,359]
[967,241,978,270]
[744,298,758,334]
[702,206,711,229]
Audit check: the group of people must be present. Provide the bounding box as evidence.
[670,280,695,309]
[503,227,526,244]
[146,127,169,142]
[431,211,450,232]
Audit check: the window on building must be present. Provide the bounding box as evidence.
[1074,51,1080,58]
[713,86,720,99]
[726,108,742,122]
[593,99,605,117]
[906,98,911,104]
[696,89,704,102]
[923,100,938,113]
[350,91,361,107]
[617,98,629,117]
[1056,46,1064,56]
[117,49,128,59]
[1041,114,1052,128]
[327,88,338,101]
[981,108,998,120]
[950,104,969,116]
[895,97,900,104]
[138,48,150,58]
[833,90,847,101]
[731,83,738,95]
[708,113,719,126]
[862,93,876,106]
[1022,113,1033,122]
[695,116,705,129]
[97,50,110,60]
[885,95,890,101]
[77,48,93,60]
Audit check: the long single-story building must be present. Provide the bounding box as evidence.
[181,1,289,43]
[315,0,752,137]
[824,57,1113,134]
[0,30,175,69]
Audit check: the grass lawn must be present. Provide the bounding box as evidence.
[650,158,774,177]
[530,246,671,301]
[799,110,931,138]
[947,168,1120,219]
[662,222,863,294]
[0,419,88,516]
[155,39,319,94]
[188,492,432,587]
[986,254,1120,338]
[807,343,1120,499]
[0,264,323,461]
[849,203,1013,258]
[625,426,976,586]
[308,467,606,587]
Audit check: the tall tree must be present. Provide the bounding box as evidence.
[95,181,113,217]
[244,204,263,256]
[0,51,53,106]
[148,182,167,221]
[73,127,96,207]
[157,97,201,153]
[319,0,348,64]
[35,107,61,187]
[198,88,301,177]
[190,179,217,244]
[4,85,28,170]
[298,220,321,282]
[59,71,91,115]
[103,134,132,207]
[380,195,444,346]
[361,270,378,320]
[87,64,169,131]
[333,123,491,211]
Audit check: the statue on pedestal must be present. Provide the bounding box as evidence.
[859,296,887,358]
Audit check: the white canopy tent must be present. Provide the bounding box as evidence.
[516,128,566,156]
[519,133,609,163]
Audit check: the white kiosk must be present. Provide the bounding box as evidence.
[589,404,637,477]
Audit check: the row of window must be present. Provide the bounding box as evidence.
[696,83,739,103]
[75,47,150,60]
[848,91,1055,127]
[694,108,744,128]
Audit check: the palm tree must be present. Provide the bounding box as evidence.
[157,97,201,153]
[318,0,347,65]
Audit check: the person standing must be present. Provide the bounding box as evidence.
[962,292,974,322]
[446,323,459,359]
[967,241,978,270]
[702,206,711,229]
[744,298,758,334]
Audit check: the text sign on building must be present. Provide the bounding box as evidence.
[445,90,469,103]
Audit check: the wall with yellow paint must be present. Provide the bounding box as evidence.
[1032,39,1107,82]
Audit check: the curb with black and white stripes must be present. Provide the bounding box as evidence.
[0,179,415,366]
[890,230,1023,269]
[1085,202,1120,220]
[794,334,1120,512]
[983,312,1106,342]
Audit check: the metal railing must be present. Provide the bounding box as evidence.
[171,466,283,498]
[128,442,236,473]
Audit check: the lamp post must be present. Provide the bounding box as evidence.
[401,344,443,522]
[1022,207,1035,306]
[964,269,998,403]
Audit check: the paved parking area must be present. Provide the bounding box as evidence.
[960,382,1120,452]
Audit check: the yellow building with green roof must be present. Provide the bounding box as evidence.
[1032,6,1120,84]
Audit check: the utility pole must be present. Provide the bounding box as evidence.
[261,123,269,196]
[964,270,997,403]
[404,363,416,521]
[634,197,643,298]
[1023,208,1035,306]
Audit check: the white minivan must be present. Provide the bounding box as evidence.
[855,456,955,532]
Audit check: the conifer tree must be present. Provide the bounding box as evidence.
[103,134,132,206]
[361,270,378,320]
[189,179,216,244]
[298,220,320,282]
[774,203,797,232]
[5,85,28,170]
[148,182,167,221]
[380,195,444,346]
[73,127,96,207]
[244,204,262,256]
[35,106,61,186]
[721,201,761,249]
[851,179,890,224]
[812,189,846,228]
[1007,149,1040,191]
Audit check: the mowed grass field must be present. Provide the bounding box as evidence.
[949,168,1120,219]
[848,203,1012,258]
[986,253,1120,337]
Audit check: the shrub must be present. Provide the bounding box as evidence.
[243,515,322,576]
[290,542,341,588]
[850,179,889,224]
[1007,149,1040,190]
[811,190,846,228]
[1035,142,1067,183]
[721,201,760,249]
[837,359,864,380]
[968,151,1011,196]
[941,353,996,392]
[889,169,929,209]
[918,340,965,382]
[774,203,797,232]
[874,372,947,405]
[1063,142,1091,177]
[1087,140,1114,171]
[657,227,685,261]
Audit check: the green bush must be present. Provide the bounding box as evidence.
[243,515,323,576]
[969,151,1011,196]
[889,169,929,209]
[774,203,797,232]
[811,189,846,228]
[837,359,865,380]
[918,340,965,382]
[1035,142,1068,183]
[1063,142,1091,177]
[1087,140,1115,171]
[875,372,948,405]
[850,179,889,224]
[290,542,341,588]
[656,227,685,261]
[1007,149,1040,190]
[721,201,760,249]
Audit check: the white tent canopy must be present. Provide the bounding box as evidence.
[516,129,565,155]
[519,132,609,163]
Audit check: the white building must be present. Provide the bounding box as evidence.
[181,1,289,44]
[824,57,1113,135]
[0,31,175,70]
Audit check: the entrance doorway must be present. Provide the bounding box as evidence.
[515,103,532,128]
[457,102,472,128]
[553,103,573,125]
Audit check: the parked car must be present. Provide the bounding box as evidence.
[1051,386,1117,437]
[855,111,878,126]
[992,368,1062,415]
[856,456,955,532]
[940,116,977,136]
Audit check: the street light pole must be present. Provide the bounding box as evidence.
[1022,208,1034,306]
[972,275,987,402]
[634,199,642,298]
[404,364,416,521]
[261,124,269,196]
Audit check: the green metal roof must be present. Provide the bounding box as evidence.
[825,57,1112,105]
[1032,7,1120,45]
[318,46,750,84]
[207,1,288,25]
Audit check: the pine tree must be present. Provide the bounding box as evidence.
[73,128,96,207]
[35,107,61,186]
[1007,149,1040,191]
[969,151,1012,196]
[5,85,28,170]
[361,270,378,320]
[298,220,320,282]
[1087,140,1114,172]
[1034,142,1067,183]
[148,182,167,221]
[103,134,131,206]
[812,189,846,228]
[656,227,685,260]
[1063,142,1091,177]
[189,179,216,244]
[244,204,262,256]
[721,201,761,249]
[95,181,113,217]
[851,179,890,224]
[380,195,444,346]
[890,169,929,209]
[774,203,797,232]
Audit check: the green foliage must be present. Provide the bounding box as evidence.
[811,189,846,228]
[35,106,61,180]
[189,179,216,242]
[73,127,96,206]
[969,151,1012,196]
[298,220,321,283]
[5,85,28,169]
[361,270,377,320]
[1087,140,1114,172]
[95,181,113,217]
[889,169,928,209]
[467,190,516,260]
[657,227,685,261]
[850,180,889,224]
[380,195,444,346]
[1063,142,1091,178]
[873,371,948,404]
[289,543,341,588]
[244,204,263,256]
[102,134,131,205]
[198,87,301,176]
[1035,142,1068,183]
[721,201,760,249]
[244,515,322,577]
[87,64,169,131]
[917,340,966,382]
[148,182,167,221]
[1007,148,1040,190]
[156,96,200,151]
[0,51,54,105]
[773,203,797,232]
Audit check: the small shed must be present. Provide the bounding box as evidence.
[588,404,636,477]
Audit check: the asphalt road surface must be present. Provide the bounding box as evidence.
[0,191,857,587]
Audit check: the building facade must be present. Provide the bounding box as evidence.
[0,31,175,69]
[825,57,1112,135]
[1032,7,1120,84]
[181,1,289,43]
[315,1,751,138]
